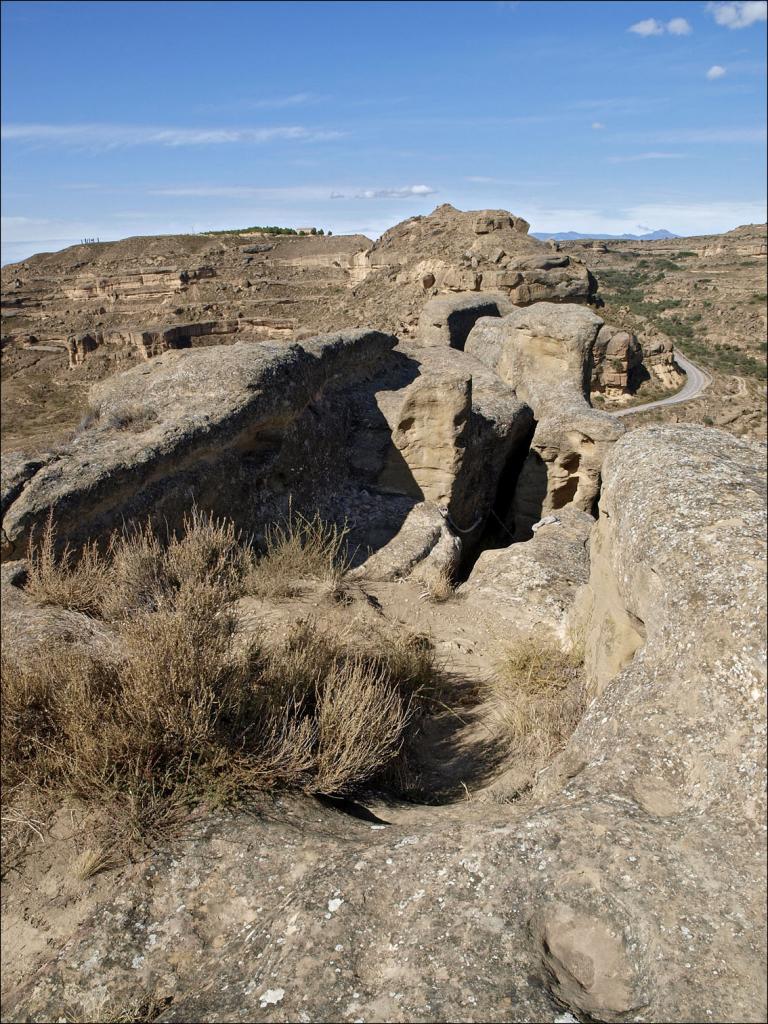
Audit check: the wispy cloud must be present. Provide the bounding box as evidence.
[624,199,767,233]
[608,152,686,163]
[1,122,346,149]
[706,64,728,79]
[591,121,606,130]
[629,16,693,36]
[148,184,437,202]
[149,185,333,200]
[524,199,767,236]
[332,185,437,200]
[197,93,326,114]
[650,126,766,143]
[707,1,767,28]
[629,18,665,35]
[464,175,560,186]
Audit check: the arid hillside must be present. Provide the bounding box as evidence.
[1,205,601,453]
[561,223,767,437]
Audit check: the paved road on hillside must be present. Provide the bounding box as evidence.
[611,352,712,418]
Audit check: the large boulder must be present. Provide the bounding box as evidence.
[465,303,625,537]
[377,342,533,536]
[1,330,533,584]
[0,332,397,559]
[415,292,512,349]
[460,506,594,642]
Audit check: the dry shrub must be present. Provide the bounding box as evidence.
[246,506,349,600]
[24,509,254,621]
[314,657,407,793]
[484,637,585,774]
[25,513,108,615]
[2,512,437,837]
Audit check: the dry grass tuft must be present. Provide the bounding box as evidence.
[72,844,117,881]
[2,511,439,838]
[417,566,456,604]
[25,513,108,616]
[484,637,585,778]
[246,505,350,600]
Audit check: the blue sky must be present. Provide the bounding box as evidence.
[2,0,766,263]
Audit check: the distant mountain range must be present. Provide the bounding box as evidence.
[532,229,679,241]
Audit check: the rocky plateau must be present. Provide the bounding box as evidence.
[0,207,766,1024]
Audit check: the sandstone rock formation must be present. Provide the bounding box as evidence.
[590,322,643,394]
[0,330,533,583]
[351,204,596,311]
[415,292,512,349]
[2,207,694,458]
[2,425,764,1024]
[466,303,625,536]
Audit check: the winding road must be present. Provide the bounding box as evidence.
[611,352,712,418]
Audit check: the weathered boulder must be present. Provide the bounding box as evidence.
[473,210,530,236]
[415,292,512,349]
[460,506,594,642]
[0,331,398,559]
[377,342,533,537]
[465,303,625,537]
[1,330,533,586]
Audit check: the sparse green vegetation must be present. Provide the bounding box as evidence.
[598,267,767,380]
[203,225,300,236]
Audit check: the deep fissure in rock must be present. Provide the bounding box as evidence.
[457,418,538,582]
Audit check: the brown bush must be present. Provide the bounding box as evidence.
[25,513,108,615]
[3,512,438,837]
[245,505,350,600]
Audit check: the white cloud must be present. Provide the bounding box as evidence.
[149,185,330,199]
[635,126,766,143]
[707,1,767,28]
[464,175,558,185]
[353,185,437,199]
[197,93,327,114]
[629,17,665,35]
[608,152,686,163]
[667,17,693,34]
[706,64,728,79]
[592,121,606,130]
[0,122,346,148]
[629,16,693,36]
